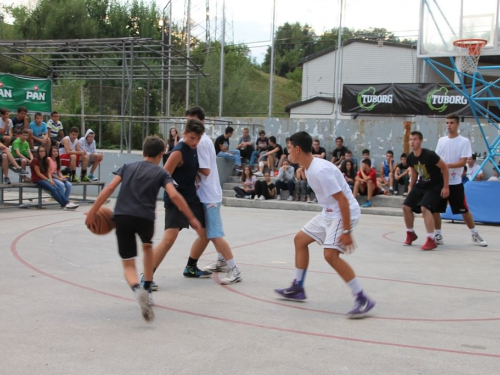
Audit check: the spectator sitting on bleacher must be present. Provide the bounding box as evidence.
[465,154,484,181]
[362,148,376,167]
[0,139,28,185]
[30,146,78,210]
[461,166,469,184]
[48,146,73,202]
[254,171,276,200]
[275,159,295,201]
[377,150,396,195]
[331,136,347,166]
[487,166,500,181]
[312,139,326,159]
[393,153,410,196]
[236,127,254,163]
[340,159,356,191]
[353,158,379,208]
[12,129,33,182]
[249,130,269,171]
[60,127,91,183]
[79,129,103,181]
[340,150,357,173]
[0,107,13,147]
[11,107,33,149]
[215,126,242,174]
[233,165,256,199]
[294,167,309,202]
[258,136,283,176]
[46,111,65,147]
[29,112,51,150]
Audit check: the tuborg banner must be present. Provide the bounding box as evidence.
[0,73,52,113]
[341,83,483,116]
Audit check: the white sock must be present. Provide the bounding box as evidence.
[470,228,478,235]
[295,268,307,287]
[428,233,435,240]
[435,229,442,235]
[226,258,236,268]
[347,277,363,296]
[407,228,414,232]
[217,253,225,262]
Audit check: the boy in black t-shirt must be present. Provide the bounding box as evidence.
[86,136,202,322]
[214,126,242,173]
[249,130,269,169]
[402,132,449,251]
[393,153,410,195]
[258,135,283,176]
[331,136,348,166]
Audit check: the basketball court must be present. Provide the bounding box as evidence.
[1,203,499,374]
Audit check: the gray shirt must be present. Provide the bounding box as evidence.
[114,161,173,222]
[277,166,295,182]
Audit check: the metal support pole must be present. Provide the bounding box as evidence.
[128,41,134,153]
[334,0,344,119]
[167,4,173,117]
[120,42,126,153]
[268,0,276,117]
[186,0,191,110]
[146,71,151,137]
[80,85,85,134]
[218,0,226,117]
[99,73,103,148]
[196,73,200,105]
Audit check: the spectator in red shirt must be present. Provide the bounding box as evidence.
[353,159,379,208]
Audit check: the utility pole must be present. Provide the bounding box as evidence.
[186,0,191,110]
[218,0,225,117]
[268,0,276,117]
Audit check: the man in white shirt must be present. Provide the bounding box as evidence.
[434,114,487,247]
[274,131,375,318]
[465,154,484,181]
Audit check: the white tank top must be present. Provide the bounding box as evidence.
[59,136,78,155]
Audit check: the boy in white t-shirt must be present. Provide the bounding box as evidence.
[275,131,375,318]
[433,114,487,247]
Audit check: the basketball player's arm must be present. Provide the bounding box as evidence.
[437,159,450,198]
[165,183,203,237]
[86,175,122,232]
[164,150,182,174]
[408,167,417,191]
[332,191,354,248]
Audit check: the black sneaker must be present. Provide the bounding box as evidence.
[4,176,11,184]
[140,273,159,291]
[183,265,213,278]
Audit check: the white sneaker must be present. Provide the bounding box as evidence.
[254,195,259,200]
[254,172,264,177]
[277,194,281,200]
[435,233,444,245]
[64,202,78,210]
[134,287,155,322]
[472,233,487,247]
[220,267,243,285]
[287,196,293,201]
[204,259,230,272]
[245,195,251,199]
[259,195,265,201]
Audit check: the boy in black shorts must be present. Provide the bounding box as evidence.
[402,131,449,251]
[86,136,202,322]
[151,119,211,283]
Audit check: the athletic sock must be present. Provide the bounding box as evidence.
[470,228,478,235]
[70,170,75,178]
[427,233,436,240]
[143,281,152,290]
[81,169,87,178]
[217,252,225,262]
[131,283,141,292]
[187,257,198,267]
[347,277,363,296]
[435,229,442,235]
[295,268,307,287]
[407,228,414,232]
[226,258,236,268]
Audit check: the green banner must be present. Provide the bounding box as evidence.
[0,73,52,113]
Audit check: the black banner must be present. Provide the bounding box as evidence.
[341,83,484,116]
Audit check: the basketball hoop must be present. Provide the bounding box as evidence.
[453,38,487,74]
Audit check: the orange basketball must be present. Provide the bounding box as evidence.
[89,207,115,235]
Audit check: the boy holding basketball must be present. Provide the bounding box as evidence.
[85,136,203,322]
[274,131,376,318]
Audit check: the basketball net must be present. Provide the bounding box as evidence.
[453,39,487,74]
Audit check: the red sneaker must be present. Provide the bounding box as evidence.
[421,237,437,251]
[404,231,418,245]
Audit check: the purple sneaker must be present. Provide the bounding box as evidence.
[347,291,376,319]
[274,281,307,301]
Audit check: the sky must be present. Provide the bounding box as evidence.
[164,0,422,63]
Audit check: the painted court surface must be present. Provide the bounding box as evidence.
[1,204,499,374]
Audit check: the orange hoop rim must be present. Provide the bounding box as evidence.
[453,38,487,55]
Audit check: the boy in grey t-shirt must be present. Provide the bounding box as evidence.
[86,136,203,323]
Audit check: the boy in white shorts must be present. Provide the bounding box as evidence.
[275,131,375,318]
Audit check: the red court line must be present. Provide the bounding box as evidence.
[382,231,500,252]
[9,220,500,359]
[212,273,500,323]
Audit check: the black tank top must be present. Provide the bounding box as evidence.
[164,141,199,203]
